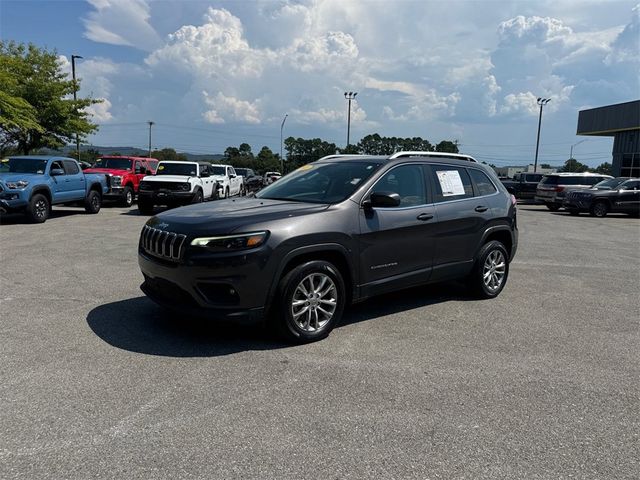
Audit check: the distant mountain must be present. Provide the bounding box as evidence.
[41,145,225,162]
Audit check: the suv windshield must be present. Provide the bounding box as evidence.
[156,163,198,176]
[94,158,133,170]
[593,178,627,190]
[1,157,49,174]
[210,166,226,175]
[257,161,383,204]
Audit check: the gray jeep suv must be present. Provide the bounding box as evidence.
[138,153,518,343]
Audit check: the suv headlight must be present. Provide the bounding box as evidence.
[190,232,268,251]
[6,180,29,189]
[112,175,122,186]
[179,183,191,191]
[139,181,150,190]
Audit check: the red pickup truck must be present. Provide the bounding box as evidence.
[84,156,158,207]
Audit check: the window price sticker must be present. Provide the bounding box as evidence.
[436,170,466,196]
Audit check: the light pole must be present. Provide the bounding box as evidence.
[71,54,83,161]
[533,97,551,173]
[344,91,357,147]
[570,139,587,160]
[280,113,288,173]
[148,121,154,157]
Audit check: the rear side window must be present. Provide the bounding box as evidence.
[430,166,474,202]
[584,177,605,186]
[469,169,497,196]
[62,160,79,175]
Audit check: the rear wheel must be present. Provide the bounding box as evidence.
[546,204,560,211]
[270,260,345,343]
[225,187,229,199]
[468,241,509,299]
[590,201,608,217]
[84,190,101,214]
[26,193,50,223]
[119,185,134,207]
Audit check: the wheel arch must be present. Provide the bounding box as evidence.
[478,226,514,261]
[30,187,52,204]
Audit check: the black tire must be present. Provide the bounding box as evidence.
[546,204,560,211]
[225,187,229,199]
[468,240,510,299]
[26,193,50,223]
[590,200,608,217]
[84,190,101,214]
[270,260,346,343]
[119,185,134,207]
[138,200,154,215]
[192,189,203,203]
[568,208,580,216]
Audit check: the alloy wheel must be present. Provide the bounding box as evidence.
[483,250,506,293]
[291,273,337,332]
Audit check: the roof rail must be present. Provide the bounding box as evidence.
[388,151,477,162]
[317,154,369,161]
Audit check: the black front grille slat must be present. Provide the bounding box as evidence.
[142,181,185,191]
[140,225,186,261]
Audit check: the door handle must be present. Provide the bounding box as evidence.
[475,206,489,212]
[417,213,434,221]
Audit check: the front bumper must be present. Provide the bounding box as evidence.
[563,197,592,210]
[103,186,127,200]
[138,190,194,205]
[138,245,274,321]
[0,193,29,213]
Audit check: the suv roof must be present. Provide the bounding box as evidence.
[543,172,610,177]
[319,151,477,163]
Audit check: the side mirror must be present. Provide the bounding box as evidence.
[229,174,236,178]
[50,168,64,176]
[367,191,401,209]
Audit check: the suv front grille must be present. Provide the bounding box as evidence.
[140,225,187,261]
[141,181,186,191]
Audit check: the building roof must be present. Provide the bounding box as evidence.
[576,100,640,136]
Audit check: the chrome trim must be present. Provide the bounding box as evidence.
[140,225,187,261]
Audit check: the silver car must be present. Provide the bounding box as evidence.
[535,173,612,211]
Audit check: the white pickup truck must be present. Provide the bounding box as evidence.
[210,164,244,198]
[137,161,218,214]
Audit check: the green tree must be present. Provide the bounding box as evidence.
[284,137,337,169]
[0,41,101,154]
[79,148,101,164]
[560,158,590,173]
[435,140,459,153]
[151,147,187,161]
[594,162,612,175]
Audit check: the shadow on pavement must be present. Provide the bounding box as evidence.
[87,281,471,357]
[0,208,84,225]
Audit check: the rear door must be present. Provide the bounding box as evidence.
[358,163,436,295]
[616,180,640,212]
[62,160,85,199]
[428,165,494,271]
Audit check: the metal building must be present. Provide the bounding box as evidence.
[576,100,640,177]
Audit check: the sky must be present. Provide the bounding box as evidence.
[1,0,638,167]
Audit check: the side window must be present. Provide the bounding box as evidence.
[229,167,236,177]
[621,180,640,190]
[50,161,65,174]
[370,164,427,207]
[62,160,79,174]
[430,165,474,202]
[469,169,497,196]
[584,177,602,186]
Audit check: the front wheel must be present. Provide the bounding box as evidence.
[590,201,608,217]
[192,189,203,203]
[26,193,50,223]
[468,240,509,299]
[119,185,134,207]
[271,260,346,343]
[84,190,101,214]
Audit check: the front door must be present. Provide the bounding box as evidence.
[616,180,640,213]
[358,164,436,296]
[50,160,75,202]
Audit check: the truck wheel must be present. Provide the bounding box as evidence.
[119,186,134,207]
[468,240,509,299]
[84,190,102,214]
[270,260,345,344]
[225,187,229,199]
[192,189,203,203]
[138,200,154,215]
[26,193,50,223]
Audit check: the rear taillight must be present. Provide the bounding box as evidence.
[510,194,517,206]
[554,186,565,192]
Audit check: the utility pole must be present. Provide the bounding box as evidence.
[534,97,551,173]
[280,113,288,174]
[71,55,83,161]
[344,92,357,147]
[148,121,154,157]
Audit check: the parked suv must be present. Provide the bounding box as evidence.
[535,173,612,210]
[137,161,218,214]
[138,153,518,343]
[563,177,640,217]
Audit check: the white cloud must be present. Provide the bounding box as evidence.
[83,0,161,51]
[85,99,113,122]
[202,91,261,124]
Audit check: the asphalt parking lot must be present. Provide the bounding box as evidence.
[1,203,638,479]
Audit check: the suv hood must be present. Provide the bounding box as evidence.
[143,175,193,182]
[148,197,330,236]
